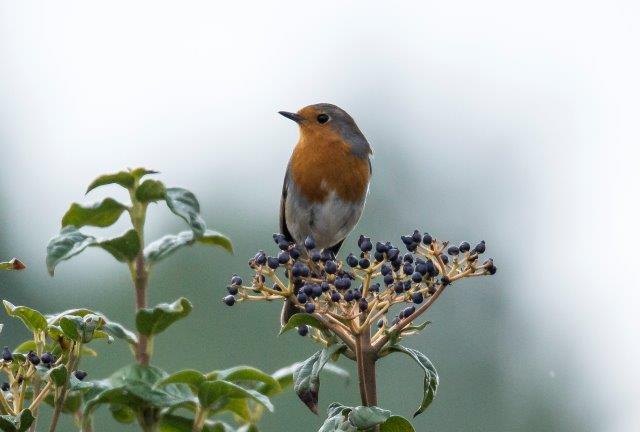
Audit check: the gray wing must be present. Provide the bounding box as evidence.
[279,165,294,242]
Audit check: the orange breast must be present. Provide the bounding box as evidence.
[290,129,370,203]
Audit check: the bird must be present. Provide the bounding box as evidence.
[278,103,372,324]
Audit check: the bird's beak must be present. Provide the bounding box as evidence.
[278,111,305,124]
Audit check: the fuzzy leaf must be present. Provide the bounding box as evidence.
[165,188,206,237]
[47,364,68,387]
[294,345,346,414]
[145,230,231,264]
[380,416,416,432]
[102,321,138,345]
[279,313,327,336]
[207,366,279,393]
[0,409,34,432]
[197,380,273,412]
[61,198,127,228]
[158,370,206,392]
[136,297,192,336]
[135,179,166,203]
[387,346,439,417]
[348,406,391,429]
[3,301,47,332]
[98,229,141,262]
[86,171,135,193]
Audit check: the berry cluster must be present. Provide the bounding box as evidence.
[224,230,496,348]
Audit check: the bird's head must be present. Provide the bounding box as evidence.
[279,103,371,157]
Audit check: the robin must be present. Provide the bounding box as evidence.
[278,103,372,324]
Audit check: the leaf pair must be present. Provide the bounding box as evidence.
[0,409,34,432]
[136,297,192,337]
[318,403,415,432]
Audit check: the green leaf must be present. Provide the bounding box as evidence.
[380,416,416,432]
[260,362,348,397]
[136,298,193,336]
[61,198,128,228]
[86,171,136,193]
[318,403,353,432]
[109,404,136,424]
[83,364,193,426]
[293,345,346,414]
[279,313,327,336]
[159,414,233,432]
[46,227,141,275]
[130,168,159,181]
[0,409,34,432]
[99,229,141,262]
[207,366,279,393]
[198,230,233,254]
[102,321,138,345]
[48,364,68,387]
[197,380,273,412]
[136,179,166,203]
[0,258,26,271]
[157,369,206,392]
[2,301,47,332]
[59,314,104,343]
[145,230,231,264]
[348,406,391,429]
[165,188,206,237]
[387,346,439,417]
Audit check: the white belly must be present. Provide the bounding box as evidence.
[285,188,365,250]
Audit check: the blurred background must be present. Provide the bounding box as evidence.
[1,1,639,431]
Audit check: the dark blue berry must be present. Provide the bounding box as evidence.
[441,276,451,285]
[403,263,414,275]
[2,347,12,362]
[353,290,362,301]
[74,370,87,381]
[359,298,368,311]
[304,235,316,250]
[278,241,290,251]
[27,351,40,366]
[387,248,400,261]
[402,305,416,318]
[230,275,242,286]
[223,295,236,306]
[447,246,459,256]
[375,242,389,253]
[290,247,301,260]
[374,251,384,262]
[227,286,238,295]
[474,241,486,254]
[394,282,404,294]
[411,272,423,283]
[321,250,334,262]
[383,274,394,285]
[41,352,54,365]
[487,264,497,275]
[359,237,373,252]
[344,290,355,302]
[273,233,286,244]
[299,264,310,277]
[303,284,313,295]
[311,251,322,262]
[346,254,359,267]
[321,282,330,292]
[422,233,433,245]
[312,284,323,297]
[255,252,267,265]
[305,303,316,313]
[381,264,392,276]
[412,292,424,304]
[1,382,8,392]
[278,251,290,264]
[412,230,422,243]
[325,260,337,274]
[403,253,414,263]
[404,280,412,291]
[401,235,413,246]
[272,283,282,292]
[359,258,370,269]
[426,260,438,277]
[298,325,309,336]
[459,241,471,253]
[440,254,449,264]
[406,242,418,252]
[267,257,280,269]
[415,262,428,275]
[369,283,380,292]
[297,292,308,304]
[330,291,341,302]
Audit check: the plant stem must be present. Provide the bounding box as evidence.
[192,406,209,432]
[48,343,80,432]
[133,253,150,365]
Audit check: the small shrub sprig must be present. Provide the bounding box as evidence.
[226,230,496,432]
[2,168,304,432]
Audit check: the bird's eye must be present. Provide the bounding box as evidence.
[317,114,330,124]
